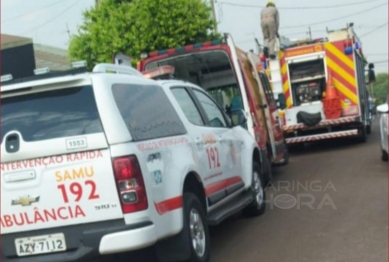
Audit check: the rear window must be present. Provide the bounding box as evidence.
[1,86,103,143]
[112,84,186,141]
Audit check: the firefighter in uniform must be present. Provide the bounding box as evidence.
[261,1,279,59]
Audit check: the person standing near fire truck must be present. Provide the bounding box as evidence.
[261,2,279,59]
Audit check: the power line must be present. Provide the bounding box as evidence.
[2,0,73,24]
[21,0,81,36]
[219,0,386,10]
[360,22,388,37]
[371,60,388,64]
[281,2,387,29]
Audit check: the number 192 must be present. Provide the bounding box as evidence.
[206,147,220,169]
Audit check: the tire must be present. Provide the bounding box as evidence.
[183,193,210,262]
[366,124,371,135]
[288,142,305,152]
[279,142,289,166]
[357,125,367,143]
[282,147,289,165]
[243,162,266,217]
[262,153,273,187]
[273,142,289,166]
[382,149,388,162]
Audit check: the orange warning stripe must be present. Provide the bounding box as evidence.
[324,43,358,106]
[279,51,292,108]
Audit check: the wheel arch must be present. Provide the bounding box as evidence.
[156,171,207,262]
[183,171,207,213]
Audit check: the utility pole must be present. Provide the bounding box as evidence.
[308,27,312,40]
[209,0,218,33]
[66,23,71,41]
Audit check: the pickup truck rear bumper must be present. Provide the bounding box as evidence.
[2,219,154,262]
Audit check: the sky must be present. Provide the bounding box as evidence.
[1,0,388,73]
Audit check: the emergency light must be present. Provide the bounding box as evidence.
[344,39,353,55]
[142,66,175,79]
[146,39,224,58]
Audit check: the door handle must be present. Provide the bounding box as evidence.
[195,138,204,146]
[218,136,225,144]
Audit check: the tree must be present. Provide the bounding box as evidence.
[369,73,388,104]
[69,0,218,68]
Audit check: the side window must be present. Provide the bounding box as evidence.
[112,84,186,141]
[259,73,276,105]
[171,87,204,126]
[192,89,227,128]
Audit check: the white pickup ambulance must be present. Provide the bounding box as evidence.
[1,63,267,262]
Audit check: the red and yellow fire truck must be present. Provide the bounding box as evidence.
[262,24,375,145]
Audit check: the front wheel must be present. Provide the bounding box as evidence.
[243,162,266,217]
[183,193,210,262]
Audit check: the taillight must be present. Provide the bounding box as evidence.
[113,155,148,213]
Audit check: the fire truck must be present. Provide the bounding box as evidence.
[261,24,375,145]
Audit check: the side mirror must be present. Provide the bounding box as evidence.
[230,109,247,127]
[368,63,376,83]
[377,104,388,114]
[277,93,287,110]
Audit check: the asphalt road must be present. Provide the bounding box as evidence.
[102,119,388,262]
[209,119,388,262]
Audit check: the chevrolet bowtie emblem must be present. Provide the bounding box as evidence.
[11,196,40,207]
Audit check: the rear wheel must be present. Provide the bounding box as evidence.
[357,125,367,143]
[381,149,388,162]
[183,193,210,262]
[279,142,289,166]
[243,162,266,217]
[366,124,372,134]
[262,151,273,187]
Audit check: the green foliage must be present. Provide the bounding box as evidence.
[69,0,219,69]
[370,73,388,105]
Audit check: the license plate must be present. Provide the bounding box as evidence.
[15,233,66,257]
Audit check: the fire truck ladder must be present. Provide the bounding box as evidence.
[267,59,283,98]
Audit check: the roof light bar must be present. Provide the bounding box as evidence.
[71,60,87,68]
[147,39,224,58]
[34,67,50,75]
